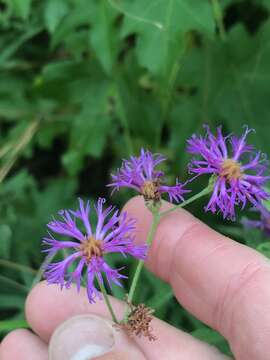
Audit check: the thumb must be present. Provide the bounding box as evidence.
[48,314,146,360]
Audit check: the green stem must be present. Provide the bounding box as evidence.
[123,183,213,322]
[211,0,226,41]
[124,211,160,321]
[160,185,212,217]
[97,276,118,324]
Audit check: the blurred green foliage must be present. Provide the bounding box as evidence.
[0,0,270,355]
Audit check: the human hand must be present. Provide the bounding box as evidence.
[1,196,270,359]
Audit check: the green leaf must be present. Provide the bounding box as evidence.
[51,1,92,48]
[71,99,111,158]
[179,21,270,154]
[11,0,32,19]
[168,98,201,170]
[62,150,84,176]
[0,275,28,293]
[0,294,25,310]
[0,319,29,332]
[0,24,42,66]
[261,0,270,11]
[0,171,35,201]
[89,0,120,75]
[119,0,214,76]
[62,73,113,174]
[147,282,173,311]
[62,31,90,59]
[192,327,232,355]
[44,0,69,33]
[113,66,163,147]
[257,242,270,258]
[0,259,36,275]
[0,224,12,259]
[217,225,244,239]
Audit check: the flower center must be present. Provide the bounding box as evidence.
[80,236,103,262]
[140,180,160,201]
[221,159,242,180]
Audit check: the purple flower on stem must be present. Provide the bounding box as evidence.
[108,149,189,203]
[187,125,270,220]
[243,205,270,236]
[43,198,147,303]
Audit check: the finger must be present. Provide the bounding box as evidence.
[0,329,47,359]
[26,282,230,360]
[123,195,270,360]
[49,314,145,360]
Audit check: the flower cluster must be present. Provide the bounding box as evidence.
[108,148,189,204]
[187,126,270,219]
[42,125,270,319]
[43,198,147,303]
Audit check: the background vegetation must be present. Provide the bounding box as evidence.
[1,0,270,355]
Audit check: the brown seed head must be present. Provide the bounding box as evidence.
[221,159,242,181]
[119,303,157,341]
[140,180,160,202]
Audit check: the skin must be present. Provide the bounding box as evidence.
[1,195,270,359]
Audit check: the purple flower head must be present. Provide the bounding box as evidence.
[243,205,270,237]
[187,125,270,220]
[108,148,189,204]
[43,198,147,303]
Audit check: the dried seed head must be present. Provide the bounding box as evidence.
[141,180,161,202]
[119,303,156,341]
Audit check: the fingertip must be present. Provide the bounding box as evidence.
[24,281,231,359]
[26,281,71,341]
[25,281,124,342]
[0,329,47,359]
[122,195,198,280]
[48,315,146,360]
[1,329,27,353]
[122,195,150,223]
[25,281,45,333]
[25,281,46,317]
[122,196,152,245]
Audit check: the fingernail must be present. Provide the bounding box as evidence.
[49,315,114,360]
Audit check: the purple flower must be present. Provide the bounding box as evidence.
[187,125,270,220]
[108,148,189,203]
[243,205,270,236]
[43,198,147,303]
